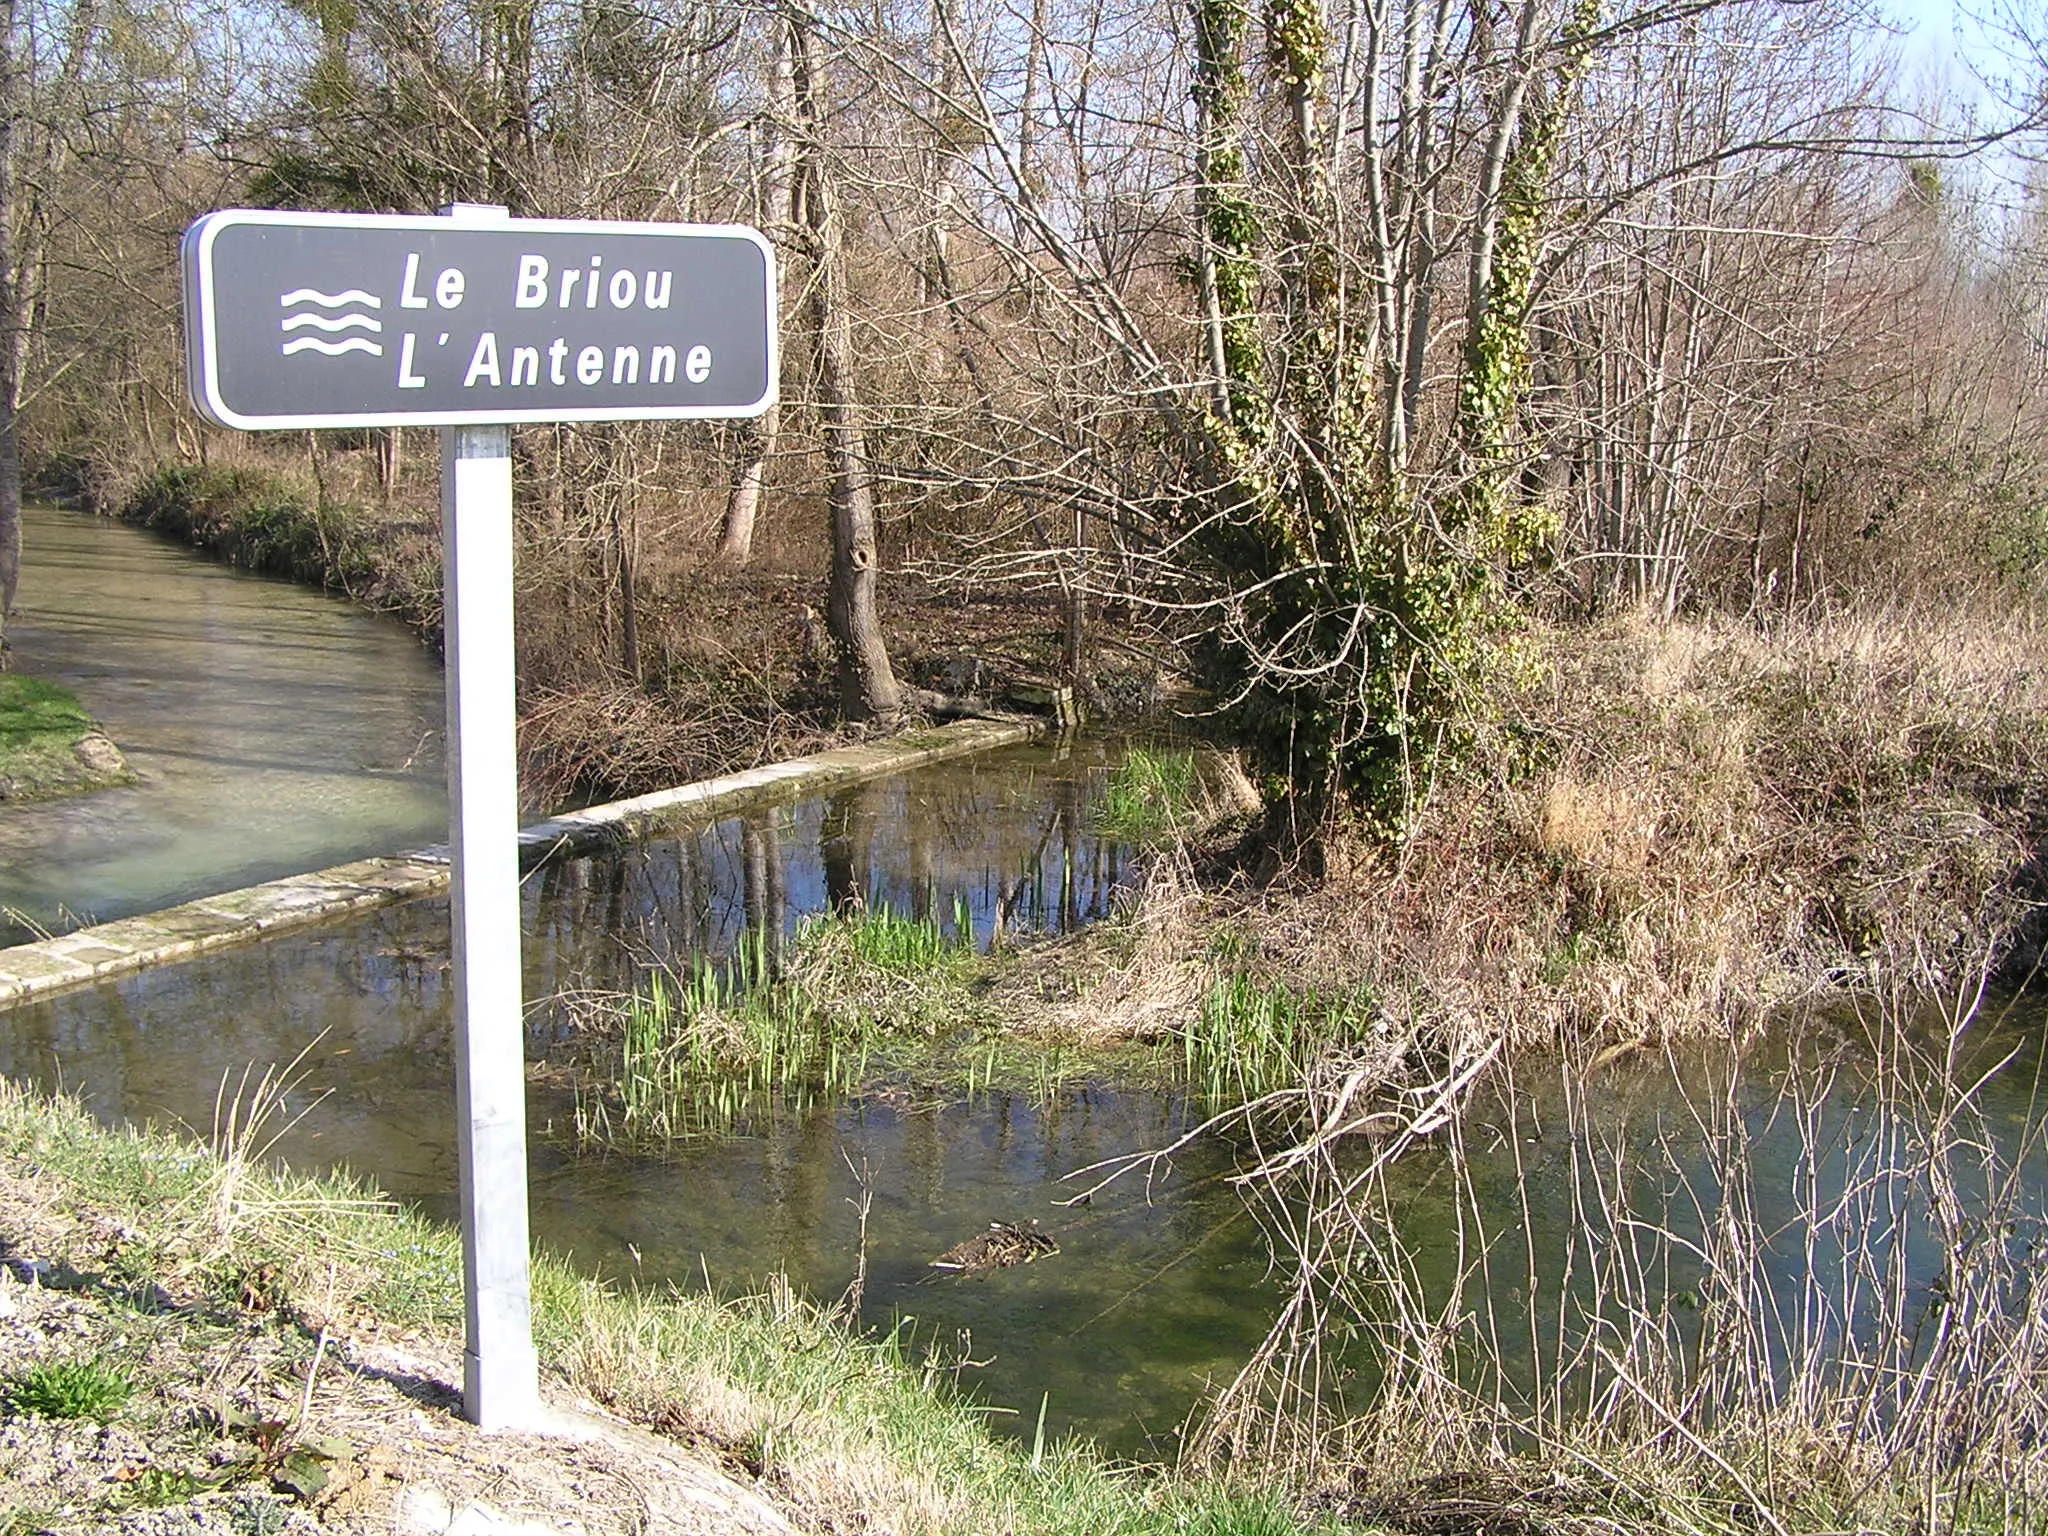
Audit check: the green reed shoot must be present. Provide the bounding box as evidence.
[1182,974,1377,1107]
[819,906,967,973]
[577,904,978,1150]
[1095,747,1201,842]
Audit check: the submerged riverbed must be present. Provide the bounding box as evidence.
[0,504,445,946]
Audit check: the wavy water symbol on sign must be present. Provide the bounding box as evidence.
[278,287,384,359]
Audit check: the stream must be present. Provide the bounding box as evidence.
[1,738,1277,1457]
[2,508,2045,1460]
[0,504,445,947]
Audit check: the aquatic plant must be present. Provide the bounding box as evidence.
[1095,747,1203,842]
[1182,973,1379,1107]
[574,903,980,1147]
[796,897,977,984]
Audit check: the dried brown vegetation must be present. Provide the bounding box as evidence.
[1041,604,2048,1068]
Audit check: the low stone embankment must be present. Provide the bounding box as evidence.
[0,716,1038,1006]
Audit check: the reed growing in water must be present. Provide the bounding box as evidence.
[571,901,980,1148]
[1166,984,2048,1534]
[1096,747,1204,842]
[1183,973,1380,1108]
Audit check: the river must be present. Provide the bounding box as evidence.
[0,737,1277,1457]
[0,504,445,947]
[1,507,2043,1461]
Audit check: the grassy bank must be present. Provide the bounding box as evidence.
[0,1080,1318,1536]
[0,675,129,804]
[1028,605,2048,1073]
[118,464,442,636]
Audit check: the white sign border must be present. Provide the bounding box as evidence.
[183,208,780,431]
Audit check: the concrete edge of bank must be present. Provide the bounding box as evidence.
[0,715,1044,1008]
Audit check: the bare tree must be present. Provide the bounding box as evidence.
[0,0,101,657]
[0,0,22,655]
[718,20,797,564]
[791,0,902,723]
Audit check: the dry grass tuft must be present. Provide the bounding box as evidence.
[1013,845,1224,1046]
[1534,770,1655,876]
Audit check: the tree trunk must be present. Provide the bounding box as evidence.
[719,20,798,565]
[612,492,640,681]
[0,0,22,653]
[793,6,900,724]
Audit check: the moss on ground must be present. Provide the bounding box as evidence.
[0,676,129,803]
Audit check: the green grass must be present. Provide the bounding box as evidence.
[0,675,92,743]
[2,1358,135,1422]
[124,1467,206,1508]
[0,1079,1334,1536]
[574,904,983,1148]
[1183,974,1379,1106]
[1096,747,1203,842]
[0,674,123,799]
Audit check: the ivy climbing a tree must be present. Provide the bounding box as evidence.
[1182,0,1600,854]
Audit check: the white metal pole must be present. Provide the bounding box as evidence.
[443,419,537,1430]
[438,203,537,1432]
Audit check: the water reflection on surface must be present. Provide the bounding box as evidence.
[1,741,1285,1455]
[0,505,445,944]
[6,653,2046,1456]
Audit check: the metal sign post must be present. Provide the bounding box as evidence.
[436,201,533,1431]
[442,411,534,1428]
[182,201,778,1431]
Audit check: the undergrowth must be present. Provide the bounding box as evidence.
[1044,606,2048,1076]
[116,463,441,635]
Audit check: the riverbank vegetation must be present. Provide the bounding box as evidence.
[1037,606,2048,1066]
[8,971,2044,1534]
[0,675,128,805]
[9,0,2048,822]
[1187,996,2048,1536]
[0,1078,1324,1536]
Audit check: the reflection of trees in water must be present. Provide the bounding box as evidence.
[758,1098,844,1277]
[820,780,886,913]
[925,775,1004,857]
[821,787,858,913]
[742,815,785,973]
[523,748,1135,982]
